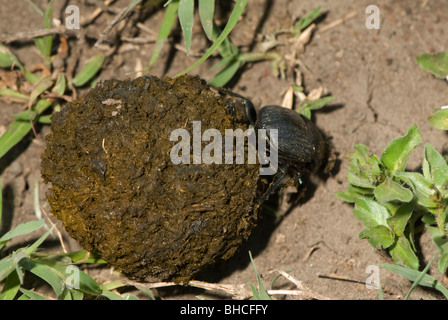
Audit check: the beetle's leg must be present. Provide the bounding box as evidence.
[257,168,287,204]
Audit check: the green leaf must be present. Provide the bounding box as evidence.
[76,269,103,296]
[387,202,414,236]
[209,58,242,87]
[71,55,105,87]
[0,271,20,300]
[0,219,45,251]
[19,288,51,300]
[101,289,125,300]
[359,225,395,249]
[380,263,448,299]
[28,75,53,108]
[0,99,52,160]
[212,22,240,59]
[25,227,53,256]
[293,7,322,35]
[61,250,107,264]
[335,185,375,203]
[198,0,214,40]
[298,96,335,114]
[0,45,39,84]
[346,144,382,189]
[0,257,16,283]
[24,69,41,85]
[374,178,413,204]
[0,45,21,68]
[0,120,32,160]
[381,125,421,175]
[148,0,179,68]
[416,52,448,79]
[423,143,448,189]
[52,72,66,95]
[134,284,156,300]
[389,236,419,270]
[248,251,273,300]
[353,197,391,228]
[178,0,194,55]
[176,0,248,77]
[34,0,54,61]
[427,226,448,273]
[429,107,448,130]
[19,258,65,297]
[395,172,437,208]
[0,86,29,100]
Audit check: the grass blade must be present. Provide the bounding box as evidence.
[24,227,52,256]
[178,0,194,55]
[209,58,242,87]
[19,288,51,300]
[175,0,248,77]
[148,0,179,68]
[380,261,448,299]
[212,22,240,59]
[0,219,45,251]
[71,55,105,87]
[34,0,54,61]
[28,75,52,108]
[20,258,65,297]
[293,7,322,35]
[248,251,273,300]
[52,73,66,95]
[0,271,21,300]
[0,45,21,68]
[402,253,436,300]
[0,87,29,101]
[0,99,52,160]
[198,0,214,40]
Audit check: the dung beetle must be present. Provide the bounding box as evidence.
[219,88,328,204]
[254,105,327,203]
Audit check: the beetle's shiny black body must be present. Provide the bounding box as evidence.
[253,105,327,204]
[255,105,327,176]
[218,88,328,204]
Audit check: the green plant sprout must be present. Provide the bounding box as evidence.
[335,51,448,299]
[247,251,274,300]
[416,51,448,130]
[0,1,104,160]
[146,0,248,75]
[147,1,323,87]
[336,125,448,274]
[208,6,323,87]
[0,218,159,300]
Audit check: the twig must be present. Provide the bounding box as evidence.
[272,269,330,300]
[318,273,368,285]
[126,274,330,300]
[95,5,131,47]
[81,0,116,26]
[40,204,68,253]
[318,10,357,33]
[0,27,78,44]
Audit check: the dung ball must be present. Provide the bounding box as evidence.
[41,75,263,282]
